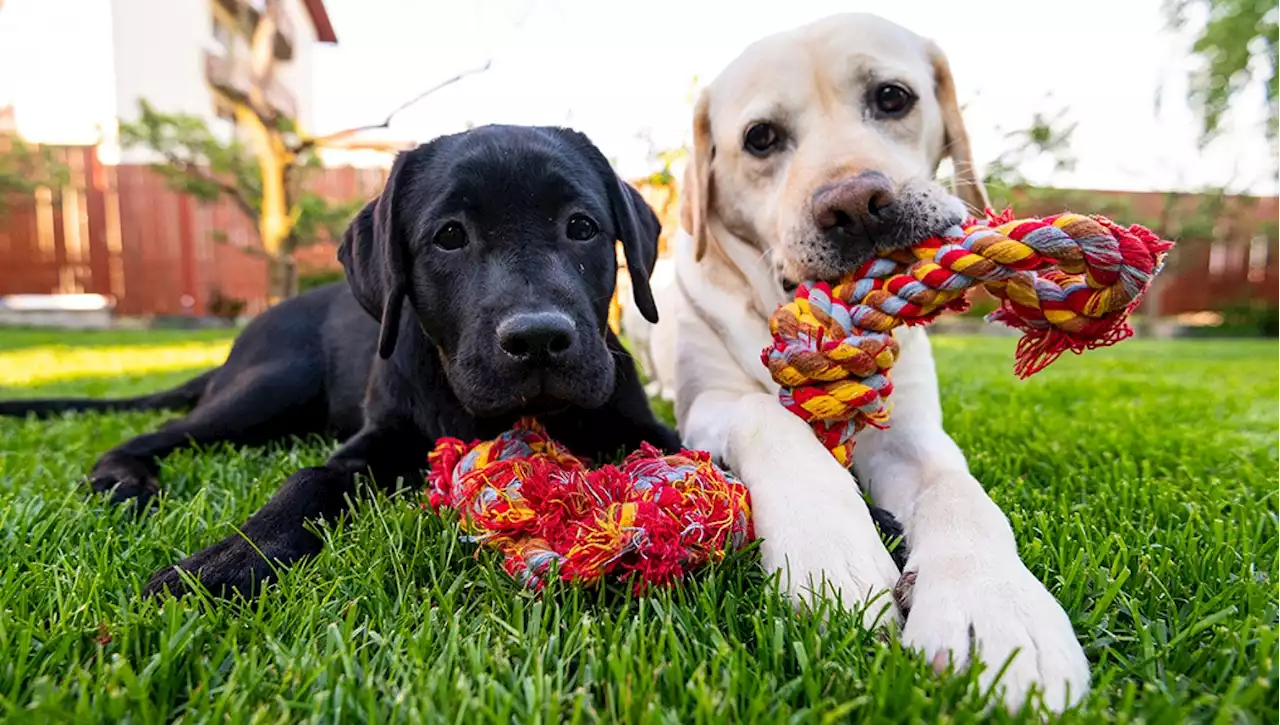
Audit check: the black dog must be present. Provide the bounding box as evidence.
[0,125,681,597]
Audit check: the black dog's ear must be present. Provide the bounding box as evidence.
[607,177,661,323]
[337,149,415,359]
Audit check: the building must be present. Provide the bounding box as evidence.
[0,0,336,155]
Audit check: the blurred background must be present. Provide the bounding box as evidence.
[0,0,1275,338]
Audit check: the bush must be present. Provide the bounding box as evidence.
[207,288,247,323]
[1219,302,1279,337]
[1179,300,1279,338]
[298,270,345,293]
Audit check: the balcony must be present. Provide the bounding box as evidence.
[204,50,299,120]
[213,0,295,60]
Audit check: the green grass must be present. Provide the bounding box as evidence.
[0,329,1275,723]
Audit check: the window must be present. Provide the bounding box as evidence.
[211,11,233,53]
[1248,234,1270,283]
[1208,242,1228,278]
[1227,244,1247,277]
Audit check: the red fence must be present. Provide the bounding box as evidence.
[2,147,113,302]
[1,144,1276,319]
[0,144,384,317]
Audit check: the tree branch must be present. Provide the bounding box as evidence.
[311,138,418,152]
[295,60,492,152]
[210,233,273,260]
[159,150,258,219]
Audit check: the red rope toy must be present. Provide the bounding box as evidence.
[425,419,752,591]
[763,209,1174,465]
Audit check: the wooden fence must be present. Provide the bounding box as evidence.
[1,143,1275,319]
[0,144,384,317]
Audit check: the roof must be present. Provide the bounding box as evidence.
[301,0,337,44]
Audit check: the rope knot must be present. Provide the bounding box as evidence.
[763,208,1174,466]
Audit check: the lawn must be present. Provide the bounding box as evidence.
[0,327,1275,723]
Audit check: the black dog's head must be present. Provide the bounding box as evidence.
[338,125,660,418]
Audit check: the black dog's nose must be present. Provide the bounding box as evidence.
[497,312,576,365]
[812,171,897,241]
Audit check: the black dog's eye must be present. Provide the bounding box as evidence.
[872,83,916,118]
[743,122,782,157]
[433,222,468,250]
[566,214,598,241]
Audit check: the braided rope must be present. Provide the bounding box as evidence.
[762,209,1174,467]
[426,418,753,591]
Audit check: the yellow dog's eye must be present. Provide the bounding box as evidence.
[743,122,782,157]
[873,83,916,118]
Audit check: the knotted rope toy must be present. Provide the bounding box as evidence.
[425,419,753,591]
[764,208,1175,466]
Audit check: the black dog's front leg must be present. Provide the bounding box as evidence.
[143,423,426,599]
[605,335,684,454]
[546,335,683,458]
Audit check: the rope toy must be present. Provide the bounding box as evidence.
[763,208,1175,466]
[425,418,753,591]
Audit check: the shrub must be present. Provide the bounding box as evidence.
[298,270,345,293]
[207,288,247,323]
[1179,299,1279,338]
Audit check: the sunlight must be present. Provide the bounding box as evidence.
[0,340,230,387]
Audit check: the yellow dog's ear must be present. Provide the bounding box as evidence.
[682,90,717,262]
[928,42,990,213]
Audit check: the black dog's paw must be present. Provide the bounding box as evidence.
[88,459,161,510]
[143,529,319,600]
[643,423,684,456]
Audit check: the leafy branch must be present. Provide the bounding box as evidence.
[1165,0,1278,149]
[0,136,70,217]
